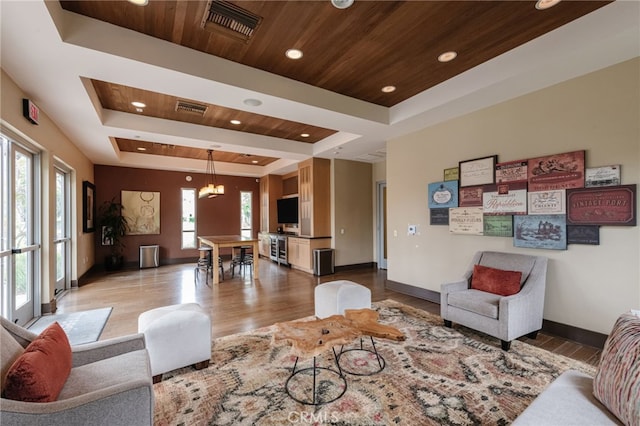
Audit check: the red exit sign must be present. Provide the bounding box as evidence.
[22,99,39,125]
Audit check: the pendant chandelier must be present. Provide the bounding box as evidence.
[198,149,225,199]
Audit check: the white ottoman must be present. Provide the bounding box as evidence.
[138,303,211,382]
[315,280,371,319]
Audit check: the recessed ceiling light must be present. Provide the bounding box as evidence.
[251,160,259,164]
[285,49,303,60]
[331,0,354,9]
[135,107,144,113]
[301,133,310,138]
[535,0,561,10]
[131,101,146,108]
[127,0,148,5]
[137,147,147,151]
[381,86,396,93]
[438,51,457,62]
[243,98,262,107]
[230,119,241,125]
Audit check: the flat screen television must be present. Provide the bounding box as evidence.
[277,197,298,224]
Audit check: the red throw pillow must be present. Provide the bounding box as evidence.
[2,322,72,402]
[471,264,523,296]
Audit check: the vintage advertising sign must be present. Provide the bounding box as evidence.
[528,190,566,215]
[496,160,528,183]
[527,150,585,192]
[443,167,459,181]
[514,214,567,250]
[428,181,458,209]
[566,185,636,226]
[483,215,513,237]
[482,182,527,215]
[449,207,483,235]
[567,225,600,245]
[459,185,483,207]
[430,208,449,225]
[459,155,497,187]
[585,165,621,187]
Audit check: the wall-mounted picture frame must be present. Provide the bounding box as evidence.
[428,181,458,209]
[443,167,459,181]
[121,190,161,235]
[459,155,497,188]
[82,181,96,233]
[514,214,567,250]
[566,184,636,226]
[585,165,621,187]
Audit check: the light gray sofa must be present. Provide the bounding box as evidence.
[513,370,621,425]
[441,251,548,350]
[1,316,154,425]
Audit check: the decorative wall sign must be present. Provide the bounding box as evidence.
[82,181,96,233]
[566,185,636,226]
[459,186,483,207]
[444,167,459,181]
[527,150,585,191]
[430,208,449,225]
[585,165,621,187]
[483,215,513,237]
[449,207,484,235]
[528,189,566,215]
[496,160,528,183]
[482,182,527,215]
[514,214,567,250]
[459,155,497,187]
[122,190,161,235]
[428,181,458,209]
[567,225,600,245]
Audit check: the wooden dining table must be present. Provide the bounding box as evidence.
[198,235,259,284]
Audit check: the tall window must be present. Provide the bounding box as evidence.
[240,191,252,238]
[181,188,196,249]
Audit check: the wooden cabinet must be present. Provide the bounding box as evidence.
[298,158,330,237]
[260,175,282,233]
[288,237,331,274]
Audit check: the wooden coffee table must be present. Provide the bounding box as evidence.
[272,309,405,405]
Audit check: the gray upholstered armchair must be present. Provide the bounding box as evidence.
[440,251,548,351]
[1,316,154,425]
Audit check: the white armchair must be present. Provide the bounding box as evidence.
[440,251,548,351]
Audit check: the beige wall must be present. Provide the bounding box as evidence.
[386,58,640,334]
[1,70,95,306]
[333,159,373,266]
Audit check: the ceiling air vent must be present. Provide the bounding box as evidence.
[201,0,262,42]
[175,100,208,116]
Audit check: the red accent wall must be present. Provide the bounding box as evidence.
[94,165,260,265]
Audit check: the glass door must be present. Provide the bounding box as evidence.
[54,166,70,296]
[0,134,39,325]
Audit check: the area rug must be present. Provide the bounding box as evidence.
[153,300,596,425]
[27,307,112,345]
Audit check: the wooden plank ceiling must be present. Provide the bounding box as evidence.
[61,0,611,165]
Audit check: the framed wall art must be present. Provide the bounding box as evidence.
[121,190,161,235]
[566,184,636,226]
[82,181,96,233]
[459,155,497,187]
[449,207,484,235]
[514,214,567,250]
[527,150,585,192]
[428,181,458,209]
[528,189,566,215]
[585,165,621,187]
[443,167,459,181]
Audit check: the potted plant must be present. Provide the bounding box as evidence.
[98,197,128,271]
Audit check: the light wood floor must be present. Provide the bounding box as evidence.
[56,258,602,367]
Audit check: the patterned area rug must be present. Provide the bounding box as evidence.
[153,300,596,425]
